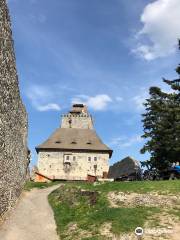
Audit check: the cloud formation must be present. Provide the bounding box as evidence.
[26,85,61,112]
[133,0,180,60]
[26,83,146,113]
[72,94,113,111]
[110,135,143,148]
[36,103,61,112]
[26,81,123,112]
[132,91,148,112]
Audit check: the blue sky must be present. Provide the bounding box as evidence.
[8,0,180,167]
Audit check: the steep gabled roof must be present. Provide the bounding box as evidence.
[36,128,112,157]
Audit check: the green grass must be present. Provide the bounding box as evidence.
[70,180,180,194]
[24,181,60,191]
[48,184,161,240]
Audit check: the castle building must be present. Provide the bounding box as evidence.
[35,104,112,181]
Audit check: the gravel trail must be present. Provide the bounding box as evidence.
[0,185,60,240]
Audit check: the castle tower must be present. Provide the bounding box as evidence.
[61,104,93,129]
[36,104,112,181]
[0,0,28,216]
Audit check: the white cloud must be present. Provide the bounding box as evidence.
[29,13,47,24]
[110,135,143,148]
[133,0,180,60]
[72,94,113,111]
[132,92,147,112]
[27,85,50,99]
[36,103,61,112]
[26,85,61,112]
[116,96,123,102]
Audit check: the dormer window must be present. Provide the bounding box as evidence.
[87,140,92,145]
[71,140,77,144]
[55,141,61,144]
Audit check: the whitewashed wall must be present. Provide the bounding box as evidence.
[37,151,109,180]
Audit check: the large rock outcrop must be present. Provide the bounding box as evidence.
[108,156,142,180]
[0,0,28,217]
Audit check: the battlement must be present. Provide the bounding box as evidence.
[61,104,94,129]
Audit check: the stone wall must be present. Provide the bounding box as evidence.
[0,0,28,217]
[37,151,109,180]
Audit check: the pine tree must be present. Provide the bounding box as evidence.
[141,42,180,171]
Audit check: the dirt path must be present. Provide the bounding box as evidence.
[0,185,60,240]
[172,224,180,240]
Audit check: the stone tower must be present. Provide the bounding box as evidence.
[0,0,28,216]
[61,104,94,129]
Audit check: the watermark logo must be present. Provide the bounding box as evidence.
[135,227,144,239]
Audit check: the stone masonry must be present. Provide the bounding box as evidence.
[61,104,94,129]
[0,0,28,217]
[37,151,110,181]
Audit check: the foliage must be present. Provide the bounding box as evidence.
[141,42,180,170]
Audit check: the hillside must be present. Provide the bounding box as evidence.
[49,181,180,240]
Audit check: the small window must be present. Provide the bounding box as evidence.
[64,154,71,163]
[71,141,77,144]
[73,156,76,161]
[49,165,52,168]
[88,157,91,161]
[94,157,97,161]
[55,141,61,144]
[87,141,92,145]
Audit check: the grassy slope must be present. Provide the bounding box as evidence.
[48,181,180,240]
[24,181,59,191]
[74,180,180,194]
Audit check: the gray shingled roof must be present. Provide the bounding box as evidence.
[36,128,112,157]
